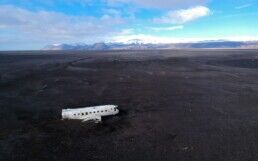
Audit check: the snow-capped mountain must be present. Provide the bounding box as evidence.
[43,40,258,50]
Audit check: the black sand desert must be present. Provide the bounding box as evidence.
[1,49,258,161]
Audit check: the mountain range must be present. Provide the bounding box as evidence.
[43,40,258,50]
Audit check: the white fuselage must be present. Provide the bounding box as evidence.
[62,105,119,122]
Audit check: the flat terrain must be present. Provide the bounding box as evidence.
[1,49,258,161]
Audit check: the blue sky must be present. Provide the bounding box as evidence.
[0,0,257,50]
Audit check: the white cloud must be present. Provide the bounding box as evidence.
[0,5,124,43]
[154,6,211,24]
[102,8,122,17]
[119,28,135,35]
[1,0,208,9]
[150,25,183,31]
[235,4,252,9]
[107,0,207,9]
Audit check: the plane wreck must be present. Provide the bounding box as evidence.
[62,105,119,123]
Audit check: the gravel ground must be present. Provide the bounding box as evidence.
[1,49,258,161]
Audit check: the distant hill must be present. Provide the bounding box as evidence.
[43,41,258,50]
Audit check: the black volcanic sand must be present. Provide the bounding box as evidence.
[1,49,258,161]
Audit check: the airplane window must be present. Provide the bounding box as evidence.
[86,112,88,115]
[78,113,80,115]
[97,111,99,113]
[105,110,107,112]
[93,111,95,113]
[74,114,76,116]
[89,112,92,114]
[82,113,84,115]
[101,111,103,112]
